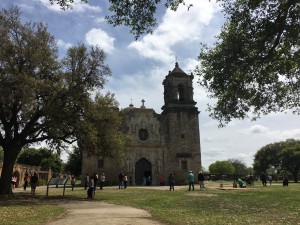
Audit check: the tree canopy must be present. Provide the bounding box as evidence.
[227,158,248,175]
[254,139,300,182]
[197,0,300,126]
[17,148,63,174]
[49,0,193,39]
[64,147,82,177]
[209,160,235,174]
[0,7,122,194]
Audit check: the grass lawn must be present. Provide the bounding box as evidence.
[0,181,299,225]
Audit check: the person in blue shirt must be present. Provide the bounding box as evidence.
[188,171,195,191]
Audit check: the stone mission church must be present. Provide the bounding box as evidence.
[82,63,202,185]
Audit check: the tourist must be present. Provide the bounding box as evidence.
[118,172,124,189]
[99,173,105,190]
[93,172,99,193]
[71,176,76,191]
[84,173,89,190]
[30,172,39,196]
[23,172,29,190]
[146,176,152,185]
[169,173,175,191]
[159,175,165,186]
[260,172,267,187]
[12,175,17,189]
[198,171,205,190]
[123,174,128,188]
[188,171,195,191]
[283,174,289,187]
[237,178,246,188]
[268,175,273,185]
[87,174,94,199]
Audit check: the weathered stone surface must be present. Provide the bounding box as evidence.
[82,63,202,185]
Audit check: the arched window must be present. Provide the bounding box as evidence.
[177,84,184,101]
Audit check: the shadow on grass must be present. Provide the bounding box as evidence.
[0,192,102,206]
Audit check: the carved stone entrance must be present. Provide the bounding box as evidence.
[135,158,151,185]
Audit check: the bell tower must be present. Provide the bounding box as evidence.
[162,62,201,183]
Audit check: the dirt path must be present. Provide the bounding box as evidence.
[46,200,165,225]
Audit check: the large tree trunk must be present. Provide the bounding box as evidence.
[0,146,19,195]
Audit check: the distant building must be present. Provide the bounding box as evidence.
[82,63,202,185]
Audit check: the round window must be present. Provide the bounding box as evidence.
[139,129,148,141]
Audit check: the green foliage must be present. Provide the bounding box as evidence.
[17,148,63,174]
[227,158,248,175]
[209,160,235,174]
[64,147,82,177]
[49,0,192,39]
[78,93,129,165]
[0,7,112,194]
[254,139,300,182]
[0,147,3,161]
[197,0,300,126]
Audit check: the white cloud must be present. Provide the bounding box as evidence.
[38,0,101,13]
[57,39,72,49]
[267,129,300,140]
[128,0,220,64]
[249,125,269,134]
[85,28,115,54]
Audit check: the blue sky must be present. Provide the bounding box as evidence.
[1,0,300,170]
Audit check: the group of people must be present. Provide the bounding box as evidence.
[20,172,39,195]
[167,171,205,191]
[118,172,128,189]
[235,173,290,188]
[84,172,106,199]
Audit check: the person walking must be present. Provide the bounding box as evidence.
[168,173,175,191]
[260,172,267,187]
[159,175,165,186]
[123,174,128,188]
[118,172,124,189]
[84,174,89,190]
[99,173,105,190]
[30,172,39,196]
[71,176,76,191]
[198,171,205,190]
[93,173,99,192]
[87,175,94,199]
[23,173,29,191]
[188,171,195,191]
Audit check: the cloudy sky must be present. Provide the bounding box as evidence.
[2,0,300,170]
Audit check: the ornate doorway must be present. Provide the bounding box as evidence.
[135,158,152,185]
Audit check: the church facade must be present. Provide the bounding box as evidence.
[82,63,202,185]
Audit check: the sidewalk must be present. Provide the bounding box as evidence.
[46,200,165,225]
[13,184,247,225]
[13,187,166,225]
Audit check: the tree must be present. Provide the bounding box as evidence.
[197,0,300,126]
[280,142,300,182]
[253,143,281,173]
[0,147,3,161]
[254,139,300,182]
[49,0,193,39]
[227,158,248,175]
[209,160,235,175]
[17,148,63,174]
[0,7,112,194]
[64,147,82,177]
[64,92,128,177]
